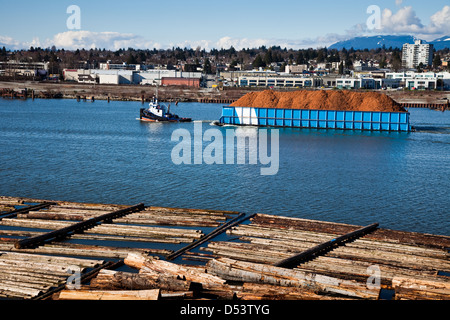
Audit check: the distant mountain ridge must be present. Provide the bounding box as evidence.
[329,35,450,50]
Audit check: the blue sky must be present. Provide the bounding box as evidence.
[1,0,449,50]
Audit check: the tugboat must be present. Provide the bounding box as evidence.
[140,96,192,123]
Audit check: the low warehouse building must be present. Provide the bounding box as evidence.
[161,77,201,87]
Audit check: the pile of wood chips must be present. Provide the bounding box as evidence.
[231,90,406,113]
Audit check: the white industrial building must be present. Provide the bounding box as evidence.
[63,68,202,86]
[386,72,450,90]
[402,40,434,69]
[285,64,309,74]
[238,75,323,88]
[90,69,134,85]
[336,76,377,90]
[135,70,202,86]
[336,72,450,90]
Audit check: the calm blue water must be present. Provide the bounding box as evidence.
[0,98,448,235]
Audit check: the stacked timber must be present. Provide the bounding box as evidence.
[113,206,235,227]
[198,214,450,300]
[206,257,380,299]
[0,241,166,259]
[392,277,450,300]
[55,289,160,300]
[82,253,356,300]
[0,251,104,299]
[0,197,238,228]
[0,215,205,244]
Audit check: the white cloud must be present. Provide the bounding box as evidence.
[364,5,450,40]
[381,6,424,33]
[1,5,450,52]
[395,0,403,6]
[49,31,157,50]
[428,5,450,34]
[0,35,21,49]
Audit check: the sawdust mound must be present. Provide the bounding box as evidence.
[231,90,406,113]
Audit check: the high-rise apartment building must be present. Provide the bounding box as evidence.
[402,40,434,69]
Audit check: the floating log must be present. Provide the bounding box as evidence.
[89,269,193,292]
[167,213,252,261]
[147,206,240,216]
[0,229,185,244]
[251,214,450,250]
[392,276,450,300]
[15,203,145,249]
[274,223,379,269]
[0,251,103,268]
[0,283,42,298]
[11,242,165,259]
[239,283,348,300]
[206,257,380,299]
[125,253,226,291]
[0,202,56,220]
[56,289,160,300]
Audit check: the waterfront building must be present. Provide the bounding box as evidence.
[238,75,323,88]
[402,40,434,69]
[0,60,49,77]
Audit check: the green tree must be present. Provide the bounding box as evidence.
[338,62,344,75]
[126,53,137,65]
[379,56,387,69]
[417,62,424,73]
[203,58,212,74]
[433,54,441,69]
[252,55,266,69]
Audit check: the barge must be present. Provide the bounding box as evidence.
[218,106,411,132]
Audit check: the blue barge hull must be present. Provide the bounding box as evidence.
[219,106,411,132]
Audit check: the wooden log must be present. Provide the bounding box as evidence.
[167,213,252,261]
[0,251,103,268]
[240,283,350,300]
[0,202,56,220]
[0,258,84,273]
[222,228,450,272]
[252,214,450,250]
[56,289,160,300]
[240,233,449,260]
[392,276,450,300]
[89,269,193,291]
[14,243,164,259]
[297,256,439,286]
[124,253,226,290]
[89,224,203,239]
[124,211,227,221]
[0,268,65,285]
[0,278,51,291]
[274,223,379,268]
[0,283,42,298]
[146,206,239,216]
[17,212,90,221]
[15,203,145,249]
[124,252,151,269]
[206,258,380,299]
[0,218,73,229]
[0,229,184,244]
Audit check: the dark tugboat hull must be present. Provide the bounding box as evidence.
[140,108,192,123]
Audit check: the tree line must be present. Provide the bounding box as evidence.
[1,45,449,75]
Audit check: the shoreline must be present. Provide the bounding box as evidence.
[1,80,450,105]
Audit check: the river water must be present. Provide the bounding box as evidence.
[0,98,448,235]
